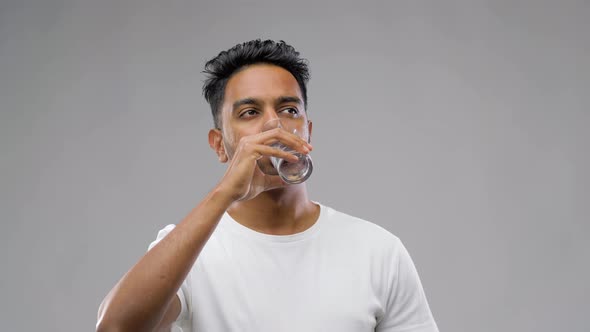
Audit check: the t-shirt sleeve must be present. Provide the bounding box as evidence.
[147,224,192,329]
[376,238,439,332]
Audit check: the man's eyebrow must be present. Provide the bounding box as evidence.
[276,96,303,106]
[232,96,303,111]
[232,98,261,111]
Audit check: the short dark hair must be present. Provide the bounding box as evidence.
[202,39,311,129]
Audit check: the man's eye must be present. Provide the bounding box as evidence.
[282,107,300,115]
[239,109,259,118]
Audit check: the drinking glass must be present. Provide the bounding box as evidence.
[259,118,313,184]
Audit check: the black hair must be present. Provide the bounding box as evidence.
[202,39,310,129]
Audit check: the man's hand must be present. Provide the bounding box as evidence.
[216,127,313,202]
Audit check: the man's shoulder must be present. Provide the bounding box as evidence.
[319,202,401,247]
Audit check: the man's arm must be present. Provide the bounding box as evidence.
[95,125,312,332]
[153,295,181,331]
[96,188,233,332]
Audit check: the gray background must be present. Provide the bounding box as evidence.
[1,0,588,331]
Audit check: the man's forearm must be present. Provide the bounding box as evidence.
[96,186,234,332]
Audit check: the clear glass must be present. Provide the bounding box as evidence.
[260,118,313,184]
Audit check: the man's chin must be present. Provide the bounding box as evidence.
[263,174,291,191]
[256,158,280,175]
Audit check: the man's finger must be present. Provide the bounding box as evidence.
[253,128,312,155]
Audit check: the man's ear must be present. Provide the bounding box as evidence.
[208,128,228,163]
[307,120,313,144]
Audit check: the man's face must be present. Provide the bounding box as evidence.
[213,63,312,174]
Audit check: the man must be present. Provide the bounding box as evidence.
[96,39,439,332]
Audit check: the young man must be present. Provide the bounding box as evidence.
[96,40,439,332]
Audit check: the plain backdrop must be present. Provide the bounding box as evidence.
[1,1,588,331]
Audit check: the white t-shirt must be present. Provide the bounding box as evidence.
[147,202,439,332]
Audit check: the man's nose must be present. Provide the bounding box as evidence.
[262,111,281,128]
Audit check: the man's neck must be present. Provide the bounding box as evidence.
[226,184,319,235]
